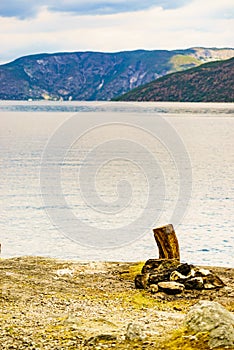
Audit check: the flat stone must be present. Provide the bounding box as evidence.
[158,281,184,295]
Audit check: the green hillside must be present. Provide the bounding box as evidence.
[114,57,234,102]
[0,48,233,101]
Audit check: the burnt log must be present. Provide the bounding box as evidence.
[153,224,180,261]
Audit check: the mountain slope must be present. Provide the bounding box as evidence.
[0,48,233,101]
[115,57,234,102]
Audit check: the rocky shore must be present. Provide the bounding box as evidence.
[0,256,233,349]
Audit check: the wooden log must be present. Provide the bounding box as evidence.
[153,224,180,261]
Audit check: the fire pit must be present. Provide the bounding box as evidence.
[135,224,225,295]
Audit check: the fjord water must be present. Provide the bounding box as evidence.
[0,101,233,267]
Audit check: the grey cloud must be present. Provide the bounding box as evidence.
[0,0,190,19]
[49,0,190,15]
[0,1,45,19]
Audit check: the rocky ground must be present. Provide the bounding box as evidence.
[0,256,233,349]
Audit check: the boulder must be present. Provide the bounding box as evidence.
[185,300,234,349]
[209,324,234,349]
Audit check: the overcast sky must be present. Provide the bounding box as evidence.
[0,0,233,63]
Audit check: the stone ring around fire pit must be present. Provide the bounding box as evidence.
[135,259,225,295]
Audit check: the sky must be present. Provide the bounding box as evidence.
[0,0,233,64]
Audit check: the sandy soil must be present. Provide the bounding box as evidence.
[0,257,233,349]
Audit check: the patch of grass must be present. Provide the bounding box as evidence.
[159,327,210,350]
[170,55,200,71]
[119,262,145,281]
[132,291,157,309]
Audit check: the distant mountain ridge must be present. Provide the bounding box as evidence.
[0,47,233,101]
[115,57,234,102]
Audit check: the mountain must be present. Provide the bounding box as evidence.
[114,57,234,102]
[0,47,233,101]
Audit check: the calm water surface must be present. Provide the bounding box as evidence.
[0,101,233,266]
